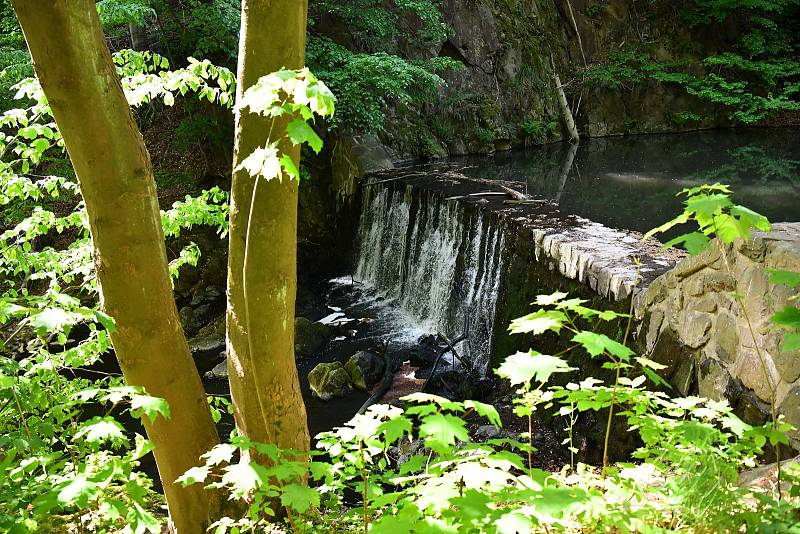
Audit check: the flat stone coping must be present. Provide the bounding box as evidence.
[364,165,682,302]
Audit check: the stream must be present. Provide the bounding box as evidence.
[210,128,800,440]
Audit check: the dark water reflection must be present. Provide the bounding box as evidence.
[454,128,800,238]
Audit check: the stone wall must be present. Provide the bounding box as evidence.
[635,223,800,445]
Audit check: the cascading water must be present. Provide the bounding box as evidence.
[353,182,505,374]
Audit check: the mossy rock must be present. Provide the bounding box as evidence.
[344,351,385,390]
[294,317,331,358]
[308,361,353,401]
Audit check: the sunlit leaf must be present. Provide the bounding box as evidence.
[464,400,502,427]
[419,413,469,450]
[572,331,634,360]
[28,307,75,334]
[286,119,323,153]
[534,292,568,306]
[176,465,210,487]
[203,443,237,466]
[783,332,800,352]
[496,351,573,385]
[508,309,566,335]
[769,269,800,289]
[771,306,800,328]
[280,483,320,514]
[75,416,126,446]
[378,416,412,445]
[130,394,170,423]
[664,231,711,255]
[221,461,269,495]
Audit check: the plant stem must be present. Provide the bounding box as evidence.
[359,439,369,533]
[569,402,576,470]
[11,380,31,441]
[603,259,639,473]
[716,239,782,500]
[603,357,620,473]
[528,413,533,477]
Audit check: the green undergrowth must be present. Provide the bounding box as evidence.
[581,0,800,125]
[172,185,800,533]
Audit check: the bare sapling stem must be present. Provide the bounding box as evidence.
[715,239,782,500]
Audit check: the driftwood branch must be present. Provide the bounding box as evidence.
[422,309,471,393]
[438,171,531,201]
[357,341,394,415]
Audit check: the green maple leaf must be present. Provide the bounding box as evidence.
[769,269,800,289]
[56,476,98,507]
[280,483,320,514]
[75,416,126,446]
[495,351,573,385]
[176,465,210,486]
[203,443,237,466]
[419,413,469,450]
[664,231,711,255]
[286,119,323,153]
[496,511,535,534]
[464,400,501,427]
[772,306,800,328]
[783,332,800,352]
[130,394,170,423]
[29,307,75,334]
[686,193,732,219]
[534,291,568,306]
[508,309,566,335]
[378,415,412,444]
[221,461,269,495]
[572,331,634,361]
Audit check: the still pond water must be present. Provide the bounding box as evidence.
[451,128,800,236]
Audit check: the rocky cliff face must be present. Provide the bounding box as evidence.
[380,0,728,159]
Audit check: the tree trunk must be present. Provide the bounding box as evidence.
[226,1,310,453]
[11,2,220,532]
[551,55,580,143]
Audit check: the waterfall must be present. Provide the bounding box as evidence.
[354,183,505,374]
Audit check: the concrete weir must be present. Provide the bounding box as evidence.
[353,166,679,371]
[354,166,800,445]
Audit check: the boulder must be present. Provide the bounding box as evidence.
[678,310,712,349]
[344,351,385,390]
[189,335,225,374]
[294,317,331,358]
[308,361,353,401]
[697,357,741,402]
[197,314,226,338]
[205,359,228,380]
[181,303,218,335]
[191,284,224,307]
[474,425,501,440]
[778,385,800,446]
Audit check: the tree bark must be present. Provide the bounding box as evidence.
[226,1,310,453]
[11,2,220,532]
[551,55,580,143]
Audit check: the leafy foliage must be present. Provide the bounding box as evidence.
[306,36,458,132]
[0,49,240,532]
[645,183,771,253]
[235,68,335,181]
[178,292,800,532]
[582,0,800,124]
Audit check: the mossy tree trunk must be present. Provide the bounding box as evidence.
[226,1,310,453]
[11,2,221,532]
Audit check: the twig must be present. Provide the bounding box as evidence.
[357,341,393,414]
